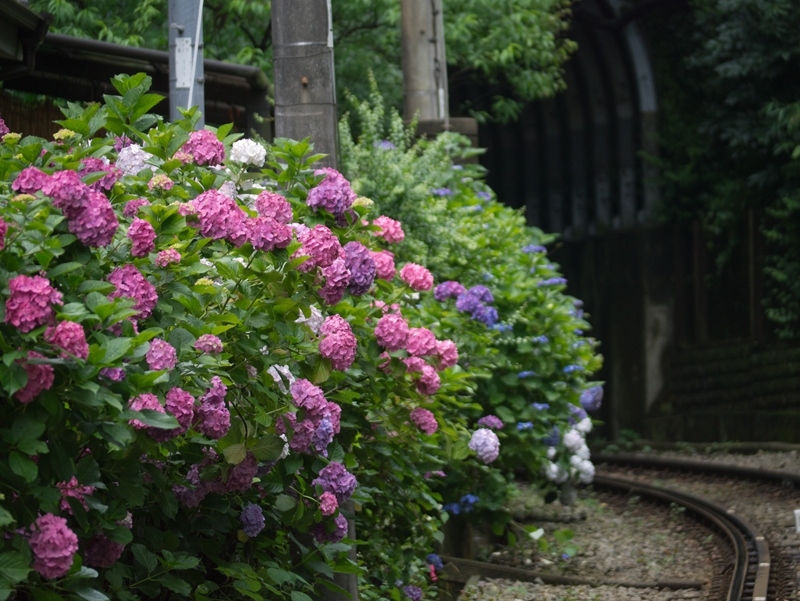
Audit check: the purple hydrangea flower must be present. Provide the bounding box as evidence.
[404,585,422,601]
[307,168,356,216]
[431,188,453,197]
[313,418,335,455]
[468,285,494,304]
[472,304,498,327]
[146,339,177,371]
[580,386,603,412]
[343,241,376,296]
[532,402,549,410]
[523,244,547,253]
[517,421,533,430]
[542,426,560,446]
[241,504,265,537]
[538,277,567,287]
[477,415,504,430]
[128,218,156,257]
[468,428,500,464]
[195,334,223,355]
[312,462,357,504]
[434,280,466,302]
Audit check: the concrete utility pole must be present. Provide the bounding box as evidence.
[401,0,449,125]
[272,0,339,168]
[168,0,205,127]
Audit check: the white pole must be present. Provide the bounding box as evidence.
[168,0,205,127]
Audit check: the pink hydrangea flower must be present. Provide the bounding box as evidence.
[195,376,230,439]
[226,452,258,492]
[195,334,223,354]
[295,225,343,272]
[183,129,225,166]
[255,191,293,223]
[123,198,150,218]
[15,351,55,403]
[319,491,338,516]
[400,263,434,291]
[173,150,193,163]
[42,170,90,218]
[416,364,441,395]
[146,338,177,371]
[84,534,125,568]
[29,514,79,579]
[166,387,195,435]
[79,157,121,192]
[12,166,50,194]
[311,513,348,544]
[57,476,94,513]
[306,168,356,216]
[0,117,6,136]
[191,189,247,241]
[319,317,357,371]
[148,174,173,191]
[312,462,357,504]
[372,250,396,280]
[156,248,181,267]
[99,367,125,381]
[320,315,350,336]
[5,274,63,332]
[277,379,342,447]
[45,321,89,359]
[435,339,458,370]
[406,328,437,356]
[68,190,119,248]
[477,415,504,430]
[178,202,196,216]
[403,356,426,374]
[108,264,158,320]
[128,217,156,257]
[319,258,351,305]
[246,216,292,251]
[372,216,405,243]
[410,407,438,435]
[374,313,409,352]
[128,393,175,442]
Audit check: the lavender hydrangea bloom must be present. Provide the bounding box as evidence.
[375,140,396,150]
[467,285,494,304]
[538,277,568,287]
[455,291,482,314]
[434,280,466,302]
[523,244,547,253]
[312,418,334,455]
[468,428,500,464]
[307,168,356,216]
[404,585,422,601]
[580,386,604,412]
[312,462,357,503]
[343,241,376,296]
[569,404,588,422]
[472,304,498,327]
[477,415,504,430]
[240,504,265,537]
[431,188,453,197]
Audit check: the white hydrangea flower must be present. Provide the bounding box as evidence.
[577,459,595,483]
[245,365,258,379]
[295,305,324,335]
[230,138,267,167]
[544,460,568,483]
[260,345,270,356]
[278,434,290,460]
[219,180,237,199]
[575,417,593,434]
[546,446,557,460]
[200,258,214,267]
[268,364,296,393]
[116,144,154,176]
[574,442,591,460]
[563,428,584,452]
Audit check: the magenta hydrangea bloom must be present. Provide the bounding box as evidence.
[434,280,466,302]
[195,376,230,439]
[128,217,156,257]
[29,513,79,579]
[343,241,376,296]
[146,338,177,371]
[108,264,158,319]
[166,387,195,435]
[399,263,434,291]
[295,225,343,272]
[319,258,351,305]
[84,534,125,568]
[123,198,150,218]
[375,313,409,352]
[277,380,341,452]
[0,219,7,251]
[410,407,438,435]
[183,129,225,166]
[372,250,396,280]
[406,327,437,356]
[468,428,500,464]
[79,157,121,192]
[312,513,349,543]
[312,462,357,503]
[68,191,119,248]
[57,476,94,513]
[5,274,63,333]
[477,415,504,430]
[195,334,223,354]
[15,351,54,403]
[12,166,50,194]
[290,379,341,433]
[435,339,458,370]
[226,452,258,492]
[255,191,293,223]
[156,248,181,267]
[128,393,175,441]
[45,321,89,359]
[0,116,6,136]
[319,321,357,371]
[42,170,90,218]
[372,216,405,243]
[192,189,248,241]
[416,364,441,395]
[319,491,338,516]
[320,315,350,336]
[306,167,356,216]
[100,367,125,381]
[246,216,292,251]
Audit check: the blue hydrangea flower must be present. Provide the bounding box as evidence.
[426,553,444,571]
[477,191,491,201]
[375,140,396,150]
[517,370,536,378]
[523,244,547,253]
[404,585,423,601]
[462,204,483,212]
[442,502,461,515]
[533,335,549,344]
[460,494,480,505]
[532,402,550,410]
[563,365,584,374]
[574,329,583,335]
[580,386,604,412]
[452,164,464,170]
[432,188,453,196]
[542,426,560,446]
[517,421,533,430]
[538,277,568,287]
[492,323,513,332]
[473,305,498,327]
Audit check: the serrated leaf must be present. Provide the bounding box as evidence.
[274,494,297,512]
[267,567,294,585]
[167,327,196,352]
[311,357,331,384]
[9,415,45,445]
[291,592,313,601]
[156,573,191,596]
[0,507,14,528]
[99,338,132,365]
[0,363,27,397]
[249,435,286,461]
[47,262,83,278]
[72,587,109,601]
[131,544,158,573]
[9,452,37,482]
[222,443,247,465]
[130,410,179,430]
[0,552,31,584]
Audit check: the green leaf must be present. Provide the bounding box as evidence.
[0,363,27,397]
[249,435,286,461]
[77,280,116,294]
[267,568,294,585]
[31,589,66,601]
[156,573,191,596]
[71,587,109,601]
[0,552,31,584]
[168,327,196,352]
[291,592,313,601]
[129,410,179,430]
[9,415,45,444]
[9,451,37,482]
[222,443,247,465]
[131,544,158,573]
[47,262,83,278]
[99,338,132,364]
[311,357,331,384]
[0,507,15,528]
[274,494,297,512]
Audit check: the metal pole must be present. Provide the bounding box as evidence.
[168,0,205,127]
[401,0,448,124]
[272,0,339,168]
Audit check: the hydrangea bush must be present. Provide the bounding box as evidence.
[339,83,604,508]
[0,74,499,600]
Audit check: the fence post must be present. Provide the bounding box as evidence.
[168,0,205,127]
[272,0,339,168]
